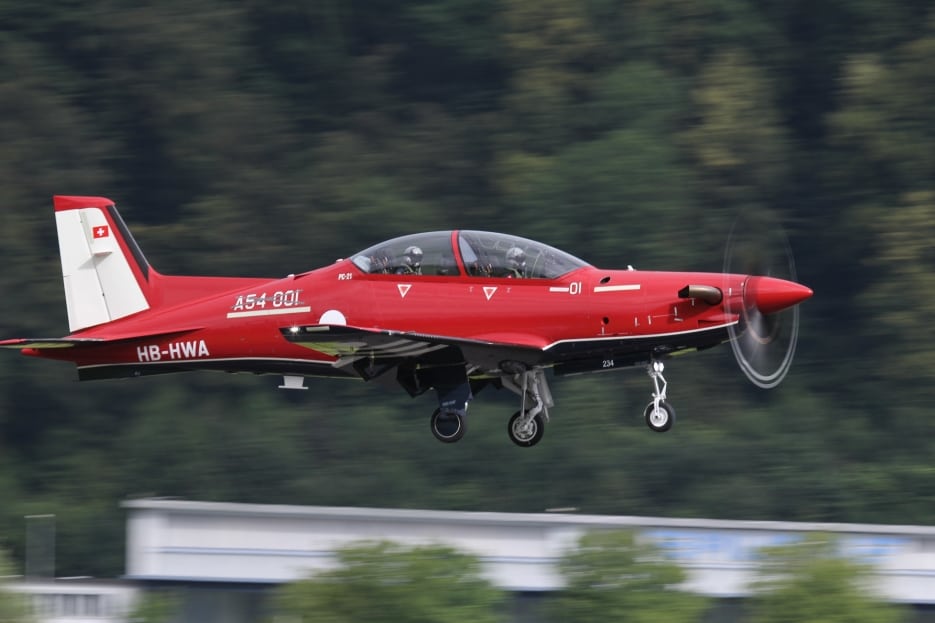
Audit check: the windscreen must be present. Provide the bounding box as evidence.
[458,231,589,279]
[351,232,458,276]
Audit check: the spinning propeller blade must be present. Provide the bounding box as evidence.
[723,210,812,388]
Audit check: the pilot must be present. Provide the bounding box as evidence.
[505,246,526,278]
[471,260,494,277]
[370,252,391,274]
[396,245,423,274]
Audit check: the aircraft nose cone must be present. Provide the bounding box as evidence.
[746,276,813,315]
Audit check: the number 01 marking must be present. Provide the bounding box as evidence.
[569,281,582,295]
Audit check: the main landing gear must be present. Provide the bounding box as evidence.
[644,360,675,432]
[501,367,552,447]
[430,407,466,443]
[428,366,553,447]
[429,374,473,444]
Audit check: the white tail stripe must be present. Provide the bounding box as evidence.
[56,207,149,331]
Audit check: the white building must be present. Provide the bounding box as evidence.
[9,499,935,622]
[4,578,138,623]
[123,498,935,623]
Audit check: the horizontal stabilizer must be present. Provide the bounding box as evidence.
[0,325,205,350]
[0,337,103,350]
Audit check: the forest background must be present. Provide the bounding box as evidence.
[1,0,934,577]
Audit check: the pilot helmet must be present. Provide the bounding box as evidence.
[404,245,423,269]
[506,246,526,269]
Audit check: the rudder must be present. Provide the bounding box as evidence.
[53,195,153,332]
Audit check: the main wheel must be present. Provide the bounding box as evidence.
[644,400,675,432]
[430,408,465,443]
[508,411,545,447]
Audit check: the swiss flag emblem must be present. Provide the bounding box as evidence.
[92,225,110,239]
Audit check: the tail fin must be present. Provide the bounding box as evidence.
[54,195,154,332]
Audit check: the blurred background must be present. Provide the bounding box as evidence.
[0,0,934,578]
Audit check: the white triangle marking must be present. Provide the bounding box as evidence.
[397,284,411,298]
[483,286,497,301]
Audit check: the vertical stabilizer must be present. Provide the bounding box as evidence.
[53,195,152,332]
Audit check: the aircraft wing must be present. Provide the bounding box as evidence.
[280,324,547,377]
[281,325,451,359]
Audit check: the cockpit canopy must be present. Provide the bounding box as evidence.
[351,231,590,279]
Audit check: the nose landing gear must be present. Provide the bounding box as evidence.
[644,360,675,432]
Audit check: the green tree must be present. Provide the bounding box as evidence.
[748,534,906,623]
[3,0,935,580]
[0,548,33,623]
[271,541,505,623]
[823,11,935,426]
[831,13,935,193]
[681,48,791,207]
[551,530,708,623]
[126,590,180,623]
[861,191,935,397]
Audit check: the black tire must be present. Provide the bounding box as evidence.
[508,411,545,447]
[644,400,675,432]
[430,408,465,443]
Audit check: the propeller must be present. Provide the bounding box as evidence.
[723,210,812,388]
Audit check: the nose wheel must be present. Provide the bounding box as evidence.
[644,360,675,432]
[644,400,675,432]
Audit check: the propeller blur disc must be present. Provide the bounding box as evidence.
[723,210,800,389]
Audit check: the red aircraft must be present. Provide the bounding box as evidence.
[2,196,812,446]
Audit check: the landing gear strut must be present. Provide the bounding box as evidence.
[501,367,552,447]
[644,360,675,432]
